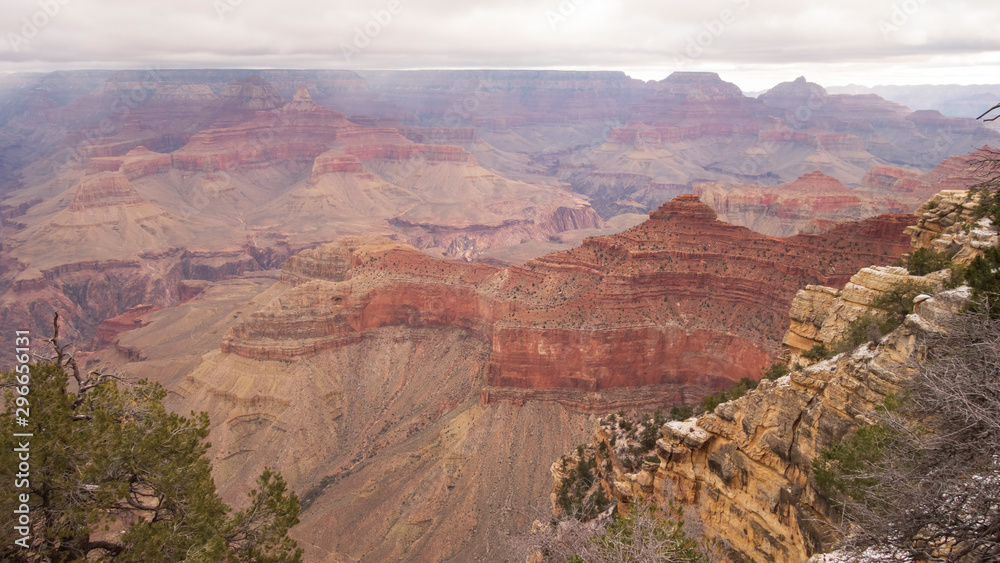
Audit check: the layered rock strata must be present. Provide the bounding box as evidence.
[781,266,946,356]
[567,286,972,563]
[222,196,915,399]
[905,189,997,263]
[553,190,998,563]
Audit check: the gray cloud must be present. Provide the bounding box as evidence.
[0,0,997,90]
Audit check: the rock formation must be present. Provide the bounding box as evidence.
[693,148,992,237]
[94,196,910,560]
[559,280,974,562]
[221,196,915,400]
[781,266,945,357]
[905,189,997,262]
[552,189,997,563]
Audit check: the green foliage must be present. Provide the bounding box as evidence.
[962,245,1000,316]
[821,280,936,356]
[639,422,659,451]
[762,363,789,381]
[669,405,693,421]
[969,147,1000,227]
[556,448,610,520]
[904,247,953,276]
[801,343,832,361]
[831,313,898,353]
[870,279,934,320]
[812,424,897,503]
[699,377,760,413]
[0,339,302,562]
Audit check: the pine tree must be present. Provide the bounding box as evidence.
[1,316,302,562]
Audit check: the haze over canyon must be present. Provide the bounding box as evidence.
[1,68,996,561]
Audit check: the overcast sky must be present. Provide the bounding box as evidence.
[1,0,997,91]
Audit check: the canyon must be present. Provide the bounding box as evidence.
[83,193,914,561]
[1,70,993,350]
[552,188,997,562]
[1,68,996,561]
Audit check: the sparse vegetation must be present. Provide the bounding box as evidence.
[969,145,1000,227]
[813,303,1000,561]
[903,247,954,276]
[669,405,694,421]
[556,446,612,520]
[0,320,303,562]
[832,313,896,352]
[509,498,711,563]
[698,376,760,414]
[800,343,832,362]
[961,246,1000,316]
[870,279,934,321]
[761,362,789,380]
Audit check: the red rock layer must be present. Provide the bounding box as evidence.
[343,143,474,163]
[170,88,359,172]
[68,173,145,211]
[93,304,163,347]
[222,197,916,396]
[87,147,172,179]
[400,127,479,144]
[310,153,363,175]
[869,148,989,194]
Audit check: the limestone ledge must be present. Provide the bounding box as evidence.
[782,265,947,356]
[905,189,997,264]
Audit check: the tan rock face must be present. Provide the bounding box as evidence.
[781,265,948,357]
[569,287,972,563]
[905,189,997,264]
[67,173,145,211]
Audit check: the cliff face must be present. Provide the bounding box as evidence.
[572,285,972,563]
[905,189,997,263]
[554,189,997,563]
[221,196,914,400]
[693,149,987,238]
[782,265,946,356]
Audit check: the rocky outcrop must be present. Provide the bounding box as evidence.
[694,171,884,237]
[170,87,358,172]
[309,152,364,175]
[553,189,997,563]
[86,147,173,179]
[67,173,145,211]
[568,286,972,563]
[782,266,945,356]
[222,197,915,397]
[344,143,475,164]
[693,148,995,237]
[905,189,996,263]
[92,303,163,347]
